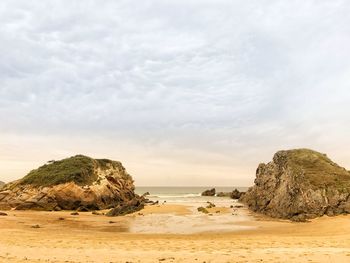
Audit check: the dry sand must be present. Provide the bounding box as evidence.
[0,204,350,262]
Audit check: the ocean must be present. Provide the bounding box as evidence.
[132,186,253,234]
[135,186,249,203]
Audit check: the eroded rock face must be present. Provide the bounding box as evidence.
[0,155,144,212]
[240,149,350,221]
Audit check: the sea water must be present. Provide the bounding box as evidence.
[129,186,254,234]
[135,186,248,203]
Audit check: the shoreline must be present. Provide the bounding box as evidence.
[1,203,350,262]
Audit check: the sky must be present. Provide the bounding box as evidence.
[1,0,350,186]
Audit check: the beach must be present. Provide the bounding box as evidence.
[1,194,350,263]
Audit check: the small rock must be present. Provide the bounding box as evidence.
[0,212,8,216]
[197,207,209,214]
[206,202,216,208]
[92,211,101,215]
[31,224,40,228]
[70,212,79,215]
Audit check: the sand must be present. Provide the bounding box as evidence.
[0,204,350,263]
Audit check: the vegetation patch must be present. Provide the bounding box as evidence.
[285,149,350,191]
[20,155,97,187]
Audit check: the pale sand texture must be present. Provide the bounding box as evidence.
[0,204,350,262]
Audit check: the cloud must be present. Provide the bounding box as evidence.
[1,0,350,185]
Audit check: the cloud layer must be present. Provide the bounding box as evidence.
[1,0,350,185]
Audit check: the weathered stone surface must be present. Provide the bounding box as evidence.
[240,149,350,221]
[0,155,145,213]
[201,188,216,196]
[0,181,5,190]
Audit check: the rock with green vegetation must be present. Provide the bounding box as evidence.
[0,155,144,213]
[240,149,350,221]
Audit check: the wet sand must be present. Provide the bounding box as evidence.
[1,203,350,262]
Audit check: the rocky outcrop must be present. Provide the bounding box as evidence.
[230,189,245,199]
[240,149,350,221]
[0,181,4,190]
[106,199,144,217]
[201,188,216,196]
[0,155,145,213]
[216,189,245,199]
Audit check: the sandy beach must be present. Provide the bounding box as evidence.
[1,202,350,263]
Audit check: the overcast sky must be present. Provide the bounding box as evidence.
[1,0,350,186]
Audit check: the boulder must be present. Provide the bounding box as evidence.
[201,188,216,196]
[240,149,350,221]
[230,189,245,199]
[0,155,145,214]
[197,207,209,214]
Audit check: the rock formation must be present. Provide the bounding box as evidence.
[0,181,4,190]
[216,189,245,199]
[201,188,216,196]
[0,155,144,214]
[240,149,350,221]
[230,189,244,199]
